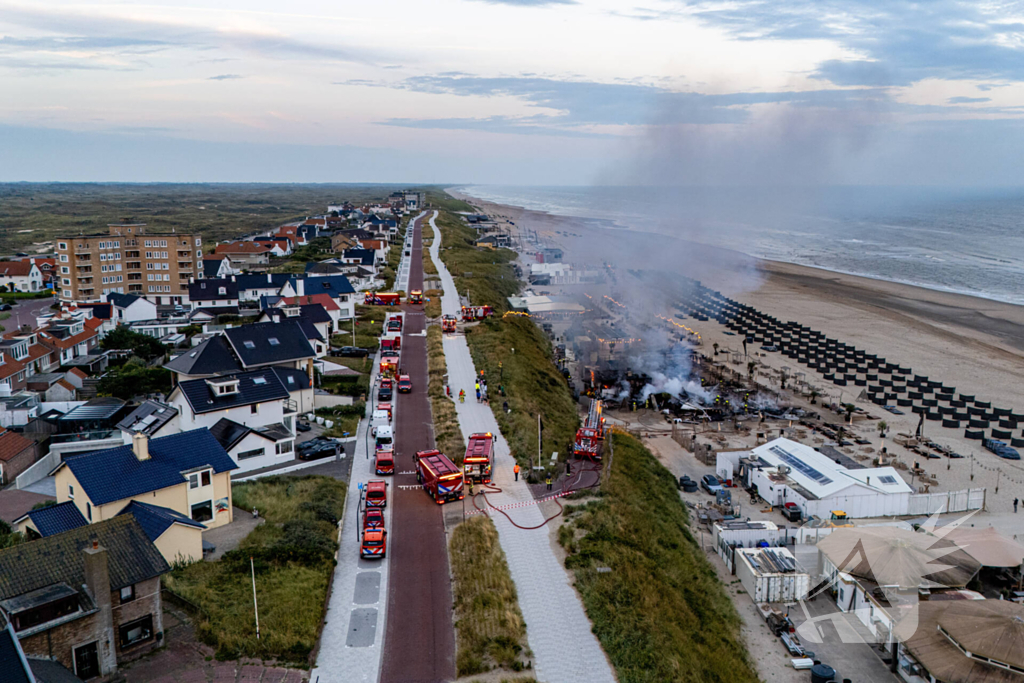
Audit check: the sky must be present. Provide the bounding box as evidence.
[4,0,1024,184]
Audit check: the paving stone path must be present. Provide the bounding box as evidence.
[429,212,617,683]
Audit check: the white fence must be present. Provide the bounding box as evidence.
[16,450,61,489]
[907,488,986,515]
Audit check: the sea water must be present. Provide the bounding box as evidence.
[458,185,1024,306]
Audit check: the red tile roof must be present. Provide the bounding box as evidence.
[39,328,97,351]
[280,294,340,311]
[54,378,76,393]
[84,317,103,331]
[0,431,33,463]
[0,357,25,381]
[214,242,271,254]
[69,367,88,379]
[0,261,36,277]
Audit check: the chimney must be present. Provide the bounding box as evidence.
[267,273,272,284]
[82,540,114,675]
[132,431,150,461]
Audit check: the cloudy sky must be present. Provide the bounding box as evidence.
[3,0,1024,184]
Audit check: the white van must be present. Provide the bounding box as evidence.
[371,409,391,436]
[375,425,394,450]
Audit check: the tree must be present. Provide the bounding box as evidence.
[877,420,888,438]
[97,360,172,400]
[747,360,757,380]
[101,327,166,361]
[712,342,719,356]
[844,403,856,424]
[809,389,819,405]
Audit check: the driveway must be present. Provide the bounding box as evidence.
[5,296,55,331]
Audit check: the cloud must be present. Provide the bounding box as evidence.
[466,0,575,5]
[381,115,614,138]
[947,96,991,104]
[207,74,243,81]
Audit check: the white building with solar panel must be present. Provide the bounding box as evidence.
[721,438,914,519]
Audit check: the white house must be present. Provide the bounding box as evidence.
[208,417,284,473]
[106,292,158,323]
[0,260,43,293]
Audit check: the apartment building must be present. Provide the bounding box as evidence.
[56,223,203,305]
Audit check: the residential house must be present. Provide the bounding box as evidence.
[116,401,180,444]
[201,254,236,279]
[106,293,158,324]
[277,294,343,327]
[213,241,271,266]
[253,237,291,257]
[256,307,328,358]
[116,501,206,564]
[0,515,170,679]
[187,279,239,312]
[168,370,298,470]
[0,261,43,293]
[19,256,57,288]
[358,239,388,265]
[25,374,77,402]
[232,273,292,303]
[0,393,39,428]
[304,261,346,277]
[38,320,100,367]
[278,275,355,320]
[341,248,375,268]
[164,336,242,381]
[51,429,237,529]
[0,430,38,486]
[76,302,115,338]
[223,320,316,373]
[330,233,356,253]
[13,501,87,539]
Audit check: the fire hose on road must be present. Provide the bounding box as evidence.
[469,461,603,530]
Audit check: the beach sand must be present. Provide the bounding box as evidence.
[450,188,1024,508]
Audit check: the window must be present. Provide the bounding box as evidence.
[196,238,202,246]
[268,337,279,346]
[86,502,91,521]
[276,440,293,455]
[58,242,67,250]
[118,615,153,648]
[189,473,199,489]
[190,500,213,522]
[201,470,211,487]
[120,585,135,603]
[252,377,267,385]
[243,340,255,349]
[60,254,68,262]
[68,484,74,499]
[251,404,258,414]
[238,447,265,460]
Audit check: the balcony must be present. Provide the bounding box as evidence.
[284,399,298,414]
[51,430,124,457]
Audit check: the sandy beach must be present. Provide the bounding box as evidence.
[451,188,1024,508]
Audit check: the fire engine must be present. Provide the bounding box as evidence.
[365,480,388,507]
[374,449,395,475]
[379,356,398,378]
[380,335,401,352]
[397,375,412,393]
[364,292,401,306]
[441,315,457,333]
[409,290,423,304]
[461,305,494,322]
[463,432,494,484]
[386,314,403,333]
[574,398,605,460]
[415,450,464,504]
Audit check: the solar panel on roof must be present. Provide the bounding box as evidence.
[769,445,833,486]
[878,475,898,485]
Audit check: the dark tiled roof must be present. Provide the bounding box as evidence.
[24,502,87,537]
[299,304,331,325]
[233,273,291,292]
[59,429,237,506]
[177,369,290,415]
[115,400,178,437]
[208,417,257,451]
[289,274,355,296]
[165,335,242,377]
[271,366,311,391]
[77,302,112,320]
[29,658,84,683]
[0,516,169,597]
[202,259,224,278]
[188,278,238,301]
[224,321,314,368]
[304,262,344,275]
[255,309,323,342]
[192,306,240,318]
[116,500,205,543]
[0,624,32,683]
[106,292,144,309]
[343,248,375,266]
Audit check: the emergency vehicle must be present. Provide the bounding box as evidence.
[415,450,464,504]
[573,398,605,460]
[365,480,388,507]
[386,314,403,333]
[463,432,494,484]
[441,315,457,333]
[397,375,412,393]
[409,290,423,304]
[363,507,384,530]
[375,449,395,475]
[377,402,393,421]
[379,356,399,378]
[364,292,401,306]
[461,305,494,322]
[360,527,387,559]
[380,335,401,352]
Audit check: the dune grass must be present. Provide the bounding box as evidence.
[427,325,465,462]
[558,433,758,683]
[165,476,346,664]
[450,516,529,676]
[424,288,442,319]
[435,211,519,310]
[426,190,477,213]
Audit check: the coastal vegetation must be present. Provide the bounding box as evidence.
[435,210,577,475]
[426,190,476,213]
[426,325,465,462]
[558,432,758,683]
[449,515,530,676]
[164,475,345,664]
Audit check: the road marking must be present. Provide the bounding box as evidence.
[397,484,421,490]
[466,490,573,517]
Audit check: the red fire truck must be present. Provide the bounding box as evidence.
[365,480,388,507]
[360,527,387,559]
[461,305,494,322]
[441,315,457,333]
[463,432,494,484]
[379,357,398,378]
[375,449,395,475]
[380,335,401,352]
[409,290,423,304]
[365,292,401,306]
[415,450,464,504]
[386,314,403,333]
[573,398,605,460]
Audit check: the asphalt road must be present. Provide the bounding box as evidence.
[379,214,456,683]
[5,296,56,332]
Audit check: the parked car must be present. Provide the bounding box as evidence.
[0,304,11,312]
[337,346,370,357]
[397,375,412,393]
[378,384,393,401]
[363,507,385,530]
[983,438,1021,460]
[297,438,338,460]
[365,480,388,508]
[700,474,723,494]
[296,421,312,432]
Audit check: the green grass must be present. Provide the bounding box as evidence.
[0,183,407,255]
[315,401,365,437]
[450,516,529,676]
[424,288,442,319]
[326,355,373,373]
[425,190,477,213]
[165,476,346,664]
[427,325,464,462]
[558,433,758,683]
[436,211,518,310]
[332,304,385,350]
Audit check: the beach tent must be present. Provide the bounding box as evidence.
[930,526,1024,568]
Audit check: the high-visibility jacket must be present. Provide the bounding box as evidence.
[513,464,520,473]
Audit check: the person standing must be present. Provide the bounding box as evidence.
[545,475,552,491]
[1015,497,1019,513]
[513,463,520,481]
[566,459,571,476]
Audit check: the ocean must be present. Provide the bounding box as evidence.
[457,185,1024,306]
